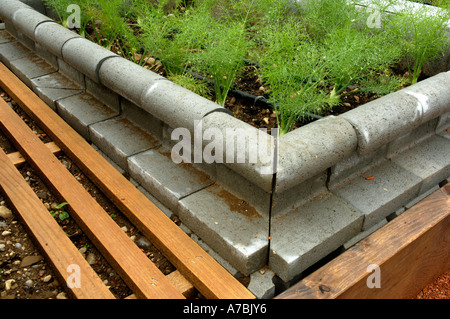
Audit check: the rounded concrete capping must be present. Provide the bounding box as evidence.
[98,56,166,107]
[197,111,276,193]
[62,37,119,83]
[12,7,53,41]
[141,79,230,134]
[0,0,31,20]
[275,116,358,193]
[340,90,422,156]
[34,21,82,58]
[400,71,450,124]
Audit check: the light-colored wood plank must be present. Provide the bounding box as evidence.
[0,147,115,299]
[0,97,184,299]
[7,141,61,167]
[0,62,254,299]
[276,184,450,299]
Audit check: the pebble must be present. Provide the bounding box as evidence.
[0,206,13,219]
[86,252,97,265]
[25,279,34,287]
[5,279,15,290]
[56,292,67,299]
[2,230,12,236]
[15,243,22,249]
[0,244,5,251]
[42,275,52,283]
[136,236,151,249]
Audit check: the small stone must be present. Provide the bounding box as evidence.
[25,279,34,287]
[0,206,13,219]
[136,237,151,249]
[14,243,22,249]
[56,292,67,299]
[20,255,43,268]
[121,226,128,232]
[5,279,15,290]
[86,253,97,265]
[0,243,5,251]
[42,275,52,283]
[2,230,11,236]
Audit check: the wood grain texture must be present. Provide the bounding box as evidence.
[0,146,115,299]
[276,184,450,299]
[7,141,61,167]
[0,62,254,299]
[0,97,184,299]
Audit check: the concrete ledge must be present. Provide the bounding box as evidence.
[34,21,81,58]
[12,8,52,41]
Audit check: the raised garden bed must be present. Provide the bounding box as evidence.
[0,0,449,298]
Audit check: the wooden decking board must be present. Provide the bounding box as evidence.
[7,141,61,167]
[0,146,115,299]
[276,184,450,299]
[0,97,184,299]
[0,62,254,299]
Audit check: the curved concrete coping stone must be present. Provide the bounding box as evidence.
[341,71,450,157]
[0,0,31,19]
[98,56,166,107]
[195,111,276,193]
[61,37,119,84]
[141,79,231,135]
[275,116,358,194]
[12,7,53,41]
[34,21,82,59]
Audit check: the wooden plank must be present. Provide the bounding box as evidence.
[276,184,450,299]
[0,147,115,299]
[7,141,61,167]
[0,62,254,299]
[0,97,184,299]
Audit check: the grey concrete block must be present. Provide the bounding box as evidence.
[141,80,229,134]
[340,91,424,156]
[0,40,33,66]
[0,30,16,44]
[15,30,34,51]
[34,42,58,69]
[34,21,81,58]
[196,112,276,193]
[89,116,161,170]
[436,112,450,137]
[135,185,175,220]
[178,184,270,275]
[269,191,363,282]
[343,218,387,249]
[330,160,422,230]
[85,76,120,112]
[128,146,214,212]
[98,56,164,106]
[61,37,118,83]
[8,53,56,87]
[30,72,83,109]
[392,135,450,194]
[57,58,85,88]
[56,92,120,140]
[404,184,440,210]
[90,143,126,176]
[12,8,52,41]
[247,268,276,299]
[275,116,357,194]
[121,98,164,141]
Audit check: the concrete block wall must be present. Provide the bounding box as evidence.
[1,0,449,296]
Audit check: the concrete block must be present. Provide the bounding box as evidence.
[34,42,58,69]
[8,53,57,88]
[89,117,161,170]
[404,184,440,210]
[330,160,422,230]
[85,76,120,112]
[30,72,83,109]
[12,8,52,40]
[392,135,450,194]
[247,268,276,299]
[57,58,85,88]
[141,80,229,134]
[56,92,120,140]
[343,218,387,249]
[15,30,34,50]
[98,56,164,106]
[195,111,276,193]
[0,40,33,66]
[436,112,450,138]
[340,91,423,156]
[269,191,363,282]
[34,21,81,58]
[178,184,270,275]
[128,146,214,212]
[135,185,175,220]
[0,30,16,44]
[61,37,118,83]
[275,116,357,194]
[121,98,164,141]
[90,143,126,176]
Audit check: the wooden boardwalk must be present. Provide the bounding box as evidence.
[0,62,255,300]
